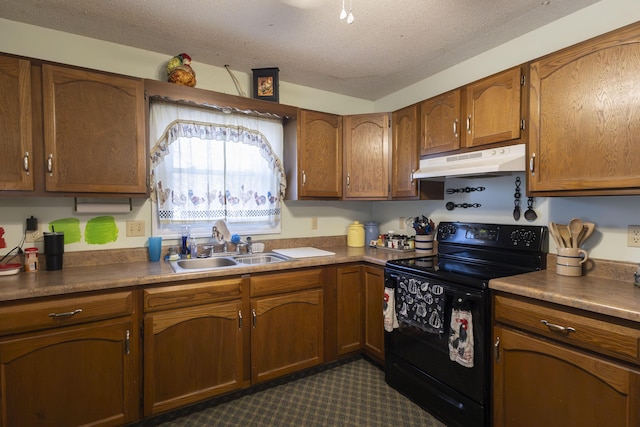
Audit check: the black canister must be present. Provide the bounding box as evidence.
[44,231,65,270]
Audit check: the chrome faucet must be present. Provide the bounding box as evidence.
[211,226,228,253]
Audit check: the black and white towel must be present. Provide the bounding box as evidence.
[395,278,445,334]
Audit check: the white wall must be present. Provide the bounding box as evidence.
[1,2,640,268]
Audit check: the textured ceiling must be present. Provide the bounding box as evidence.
[0,0,601,100]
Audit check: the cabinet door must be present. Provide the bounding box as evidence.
[464,67,522,148]
[251,288,323,383]
[0,55,33,191]
[343,113,390,199]
[465,67,522,147]
[421,89,461,155]
[143,300,243,416]
[528,25,640,194]
[363,265,384,362]
[0,318,138,427]
[391,104,419,199]
[336,265,363,355]
[493,326,640,427]
[298,109,343,198]
[42,64,146,194]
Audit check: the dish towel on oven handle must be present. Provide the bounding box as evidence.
[395,279,445,334]
[448,307,474,368]
[383,287,399,332]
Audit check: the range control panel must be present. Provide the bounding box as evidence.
[436,222,548,252]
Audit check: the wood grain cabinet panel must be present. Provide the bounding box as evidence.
[391,104,419,199]
[42,64,147,194]
[464,66,523,148]
[420,89,462,155]
[363,265,384,363]
[528,22,640,195]
[343,113,390,199]
[336,265,363,355]
[493,293,640,426]
[0,55,33,191]
[297,109,343,198]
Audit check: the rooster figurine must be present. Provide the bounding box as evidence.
[167,53,196,87]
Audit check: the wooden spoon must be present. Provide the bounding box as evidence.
[557,224,571,249]
[568,218,584,248]
[548,222,563,248]
[579,222,595,246]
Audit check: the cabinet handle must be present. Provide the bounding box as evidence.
[410,169,415,186]
[302,170,306,186]
[346,173,350,187]
[125,329,130,355]
[238,310,243,330]
[453,119,458,137]
[529,153,536,176]
[252,308,257,328]
[541,319,576,334]
[494,336,501,363]
[48,308,82,318]
[466,115,471,134]
[47,153,53,176]
[23,152,30,175]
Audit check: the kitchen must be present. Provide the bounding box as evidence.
[2,0,640,426]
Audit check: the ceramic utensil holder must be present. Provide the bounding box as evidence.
[415,234,434,255]
[556,247,588,277]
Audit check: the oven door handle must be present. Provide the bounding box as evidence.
[494,336,501,363]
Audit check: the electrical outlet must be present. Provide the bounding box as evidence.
[399,217,406,230]
[628,225,640,247]
[126,220,145,237]
[25,226,43,243]
[311,217,318,230]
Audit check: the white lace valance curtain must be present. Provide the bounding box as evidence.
[149,100,286,228]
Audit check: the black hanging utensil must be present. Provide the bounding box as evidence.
[513,177,521,221]
[446,186,486,194]
[524,197,537,221]
[446,202,482,211]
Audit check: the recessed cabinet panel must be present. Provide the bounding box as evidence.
[0,55,33,191]
[343,113,390,199]
[528,23,640,194]
[391,104,419,199]
[42,64,146,194]
[421,89,461,155]
[298,109,343,198]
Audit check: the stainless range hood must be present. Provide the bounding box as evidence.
[413,143,526,179]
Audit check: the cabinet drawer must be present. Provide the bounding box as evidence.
[144,277,244,312]
[251,268,323,297]
[494,294,640,364]
[0,291,134,336]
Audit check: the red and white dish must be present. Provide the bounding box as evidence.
[0,263,22,276]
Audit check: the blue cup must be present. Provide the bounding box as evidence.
[148,236,162,262]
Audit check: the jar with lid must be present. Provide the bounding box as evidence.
[347,221,365,247]
[364,221,379,247]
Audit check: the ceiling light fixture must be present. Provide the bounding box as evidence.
[339,0,354,24]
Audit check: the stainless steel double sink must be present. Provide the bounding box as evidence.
[169,252,293,273]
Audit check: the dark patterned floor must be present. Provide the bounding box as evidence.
[147,357,446,427]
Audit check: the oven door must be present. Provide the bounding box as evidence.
[384,268,489,405]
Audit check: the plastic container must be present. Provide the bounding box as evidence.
[347,221,365,247]
[24,247,38,272]
[364,221,379,246]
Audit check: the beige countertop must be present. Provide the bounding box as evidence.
[490,269,640,323]
[0,245,415,303]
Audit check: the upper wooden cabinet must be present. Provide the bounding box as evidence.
[42,64,147,194]
[528,22,640,195]
[420,89,462,156]
[464,66,523,148]
[296,109,343,198]
[343,113,390,199]
[0,55,33,191]
[391,104,420,199]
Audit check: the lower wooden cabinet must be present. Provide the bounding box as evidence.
[250,269,324,384]
[363,265,384,362]
[142,278,245,416]
[493,294,640,427]
[0,317,138,427]
[336,265,364,355]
